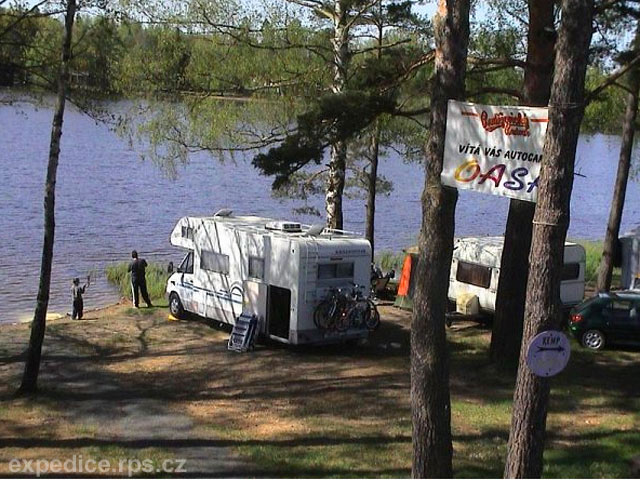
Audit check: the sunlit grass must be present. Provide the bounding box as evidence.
[573,240,622,288]
[375,250,405,273]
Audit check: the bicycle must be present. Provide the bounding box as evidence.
[314,287,351,331]
[345,283,380,331]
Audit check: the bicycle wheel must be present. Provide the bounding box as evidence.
[364,301,380,330]
[347,303,363,329]
[334,301,351,332]
[314,299,334,330]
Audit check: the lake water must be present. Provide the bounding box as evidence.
[1,101,639,324]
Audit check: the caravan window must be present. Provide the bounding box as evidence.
[561,263,580,281]
[456,261,491,288]
[201,250,229,274]
[318,262,354,280]
[181,226,194,240]
[249,256,265,280]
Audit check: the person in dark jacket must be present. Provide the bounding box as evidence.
[71,277,88,319]
[128,250,153,308]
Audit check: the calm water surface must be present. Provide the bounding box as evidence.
[1,102,639,324]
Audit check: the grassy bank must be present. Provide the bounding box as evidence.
[576,240,603,284]
[375,250,405,273]
[573,240,623,287]
[105,262,170,302]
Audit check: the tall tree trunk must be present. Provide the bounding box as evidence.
[504,0,593,476]
[595,25,640,292]
[18,0,76,395]
[490,0,556,368]
[365,9,383,257]
[365,120,380,256]
[326,0,349,230]
[411,0,470,477]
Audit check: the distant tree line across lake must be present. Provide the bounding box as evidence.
[0,5,629,135]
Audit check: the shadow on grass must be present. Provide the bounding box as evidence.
[2,304,639,478]
[0,434,411,449]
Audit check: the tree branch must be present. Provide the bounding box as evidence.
[0,0,56,40]
[380,50,435,94]
[467,56,527,70]
[351,37,412,56]
[586,51,640,103]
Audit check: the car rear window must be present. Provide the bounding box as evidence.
[576,296,605,312]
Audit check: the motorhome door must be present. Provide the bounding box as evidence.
[243,280,268,334]
[267,286,291,341]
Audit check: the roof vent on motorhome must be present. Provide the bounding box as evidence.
[265,221,302,233]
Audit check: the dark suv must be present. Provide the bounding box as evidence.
[568,291,640,350]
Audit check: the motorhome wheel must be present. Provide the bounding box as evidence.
[169,292,185,319]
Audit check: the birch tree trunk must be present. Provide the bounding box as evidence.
[411,0,470,476]
[365,14,383,256]
[595,24,640,292]
[504,0,593,476]
[326,0,349,230]
[490,0,556,368]
[18,0,76,395]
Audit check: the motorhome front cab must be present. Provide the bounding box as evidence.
[448,236,586,313]
[165,212,372,345]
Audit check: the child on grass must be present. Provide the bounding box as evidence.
[71,276,89,320]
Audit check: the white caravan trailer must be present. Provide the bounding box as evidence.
[620,227,640,290]
[165,211,372,345]
[448,236,586,313]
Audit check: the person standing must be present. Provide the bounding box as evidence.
[128,250,153,308]
[71,277,88,319]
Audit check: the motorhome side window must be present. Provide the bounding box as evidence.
[248,256,265,279]
[181,226,194,240]
[200,250,229,274]
[318,262,354,280]
[178,251,194,274]
[456,261,491,288]
[561,263,580,281]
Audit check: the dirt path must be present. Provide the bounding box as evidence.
[0,306,256,477]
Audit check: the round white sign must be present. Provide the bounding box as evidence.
[526,330,571,377]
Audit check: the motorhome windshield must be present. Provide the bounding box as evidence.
[178,251,194,274]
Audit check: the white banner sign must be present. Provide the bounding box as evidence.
[441,100,549,202]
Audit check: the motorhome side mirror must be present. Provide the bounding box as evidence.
[167,262,174,274]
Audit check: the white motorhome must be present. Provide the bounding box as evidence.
[448,236,586,313]
[166,211,372,345]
